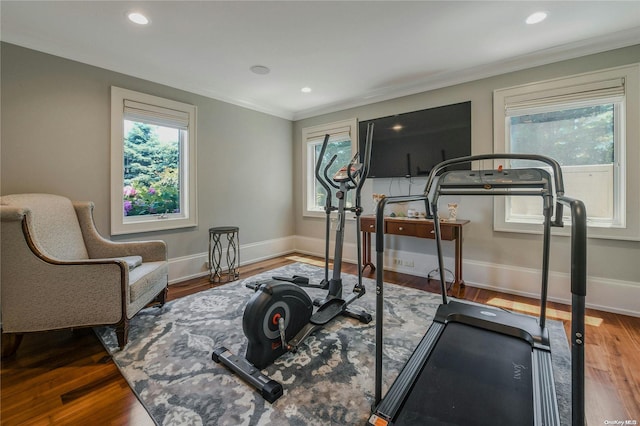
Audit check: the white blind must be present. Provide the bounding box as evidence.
[504,77,625,116]
[305,126,351,142]
[123,99,190,129]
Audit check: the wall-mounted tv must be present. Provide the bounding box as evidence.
[359,101,471,178]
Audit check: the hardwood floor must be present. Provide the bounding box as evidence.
[2,254,638,425]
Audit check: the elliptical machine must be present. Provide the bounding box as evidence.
[212,123,374,403]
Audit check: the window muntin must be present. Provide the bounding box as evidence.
[111,87,197,235]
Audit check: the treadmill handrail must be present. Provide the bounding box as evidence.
[558,195,587,426]
[374,194,431,405]
[424,154,565,226]
[557,195,587,297]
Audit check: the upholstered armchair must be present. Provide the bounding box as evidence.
[1,193,168,357]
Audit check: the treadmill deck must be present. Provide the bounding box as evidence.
[395,322,534,425]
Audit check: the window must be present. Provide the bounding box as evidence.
[110,87,197,235]
[302,119,358,217]
[493,64,640,240]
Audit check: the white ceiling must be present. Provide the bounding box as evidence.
[2,1,639,120]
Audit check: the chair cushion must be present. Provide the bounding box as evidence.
[0,194,89,260]
[128,261,168,304]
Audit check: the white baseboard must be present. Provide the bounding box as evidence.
[462,260,640,318]
[292,235,640,318]
[168,235,639,317]
[168,252,210,283]
[293,235,359,265]
[167,236,296,284]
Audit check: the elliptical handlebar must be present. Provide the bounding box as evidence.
[324,155,340,191]
[315,135,336,210]
[357,122,374,194]
[346,153,360,189]
[314,122,375,210]
[347,122,374,194]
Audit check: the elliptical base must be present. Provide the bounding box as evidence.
[212,347,283,403]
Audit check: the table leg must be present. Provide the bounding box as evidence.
[209,233,223,283]
[226,231,240,281]
[362,231,375,272]
[453,227,465,290]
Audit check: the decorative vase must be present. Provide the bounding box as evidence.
[372,193,386,214]
[447,203,458,221]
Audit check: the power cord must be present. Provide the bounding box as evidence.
[427,268,455,290]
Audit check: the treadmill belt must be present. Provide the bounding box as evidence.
[395,322,534,426]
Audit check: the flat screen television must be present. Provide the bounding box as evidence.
[359,101,471,178]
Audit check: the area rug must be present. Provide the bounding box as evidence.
[95,263,571,425]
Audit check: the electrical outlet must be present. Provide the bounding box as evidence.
[392,258,410,267]
[204,261,210,269]
[391,258,414,268]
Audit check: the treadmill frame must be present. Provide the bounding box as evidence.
[370,154,587,426]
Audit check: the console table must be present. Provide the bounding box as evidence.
[360,216,469,288]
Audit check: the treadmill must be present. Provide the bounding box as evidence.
[368,154,586,426]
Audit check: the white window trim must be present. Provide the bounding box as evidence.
[493,64,640,241]
[110,86,197,235]
[302,118,358,218]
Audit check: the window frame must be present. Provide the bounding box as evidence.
[492,64,640,241]
[110,86,197,235]
[302,119,358,218]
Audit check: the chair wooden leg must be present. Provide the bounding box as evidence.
[1,332,24,358]
[115,319,129,350]
[151,285,168,307]
[158,285,168,306]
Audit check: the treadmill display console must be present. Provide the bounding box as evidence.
[439,168,550,190]
[440,168,546,185]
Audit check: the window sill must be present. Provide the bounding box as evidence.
[111,216,197,235]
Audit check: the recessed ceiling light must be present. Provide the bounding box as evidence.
[526,11,547,25]
[301,87,312,93]
[128,12,150,25]
[250,65,271,75]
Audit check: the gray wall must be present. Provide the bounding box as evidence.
[293,45,640,284]
[1,43,294,259]
[2,41,639,288]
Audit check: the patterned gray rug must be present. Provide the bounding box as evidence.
[95,263,571,425]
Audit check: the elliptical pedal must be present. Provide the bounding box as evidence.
[310,298,345,325]
[272,275,309,285]
[272,275,330,290]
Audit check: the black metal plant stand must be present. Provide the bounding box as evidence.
[208,226,240,283]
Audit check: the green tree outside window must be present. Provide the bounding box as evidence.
[123,121,181,217]
[313,139,353,209]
